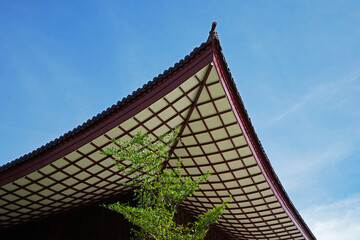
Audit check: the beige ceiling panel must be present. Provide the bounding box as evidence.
[165,88,183,103]
[208,83,226,99]
[158,106,177,121]
[206,66,220,84]
[197,102,217,117]
[180,76,199,92]
[197,88,211,104]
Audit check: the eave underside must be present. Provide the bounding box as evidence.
[0,45,313,240]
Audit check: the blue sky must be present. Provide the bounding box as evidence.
[1,1,360,238]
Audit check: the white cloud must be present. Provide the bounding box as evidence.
[302,194,360,240]
[267,139,353,192]
[266,69,360,127]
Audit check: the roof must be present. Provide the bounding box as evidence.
[0,23,316,240]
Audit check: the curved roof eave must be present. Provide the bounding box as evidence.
[0,23,316,240]
[210,34,316,240]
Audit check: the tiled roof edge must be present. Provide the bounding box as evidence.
[0,40,211,173]
[212,36,316,240]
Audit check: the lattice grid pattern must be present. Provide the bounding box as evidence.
[0,64,305,239]
[169,65,303,239]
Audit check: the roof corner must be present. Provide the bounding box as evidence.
[207,21,218,42]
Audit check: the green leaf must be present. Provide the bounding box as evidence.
[101,128,230,240]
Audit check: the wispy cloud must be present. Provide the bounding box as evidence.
[266,70,360,127]
[303,194,360,240]
[279,142,349,174]
[270,140,352,191]
[261,69,360,210]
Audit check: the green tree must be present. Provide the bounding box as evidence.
[102,128,230,240]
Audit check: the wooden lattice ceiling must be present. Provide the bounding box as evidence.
[0,25,316,240]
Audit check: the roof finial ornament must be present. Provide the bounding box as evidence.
[207,21,218,42]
